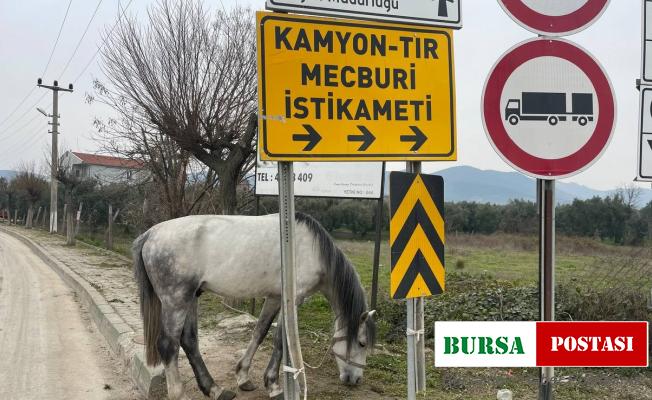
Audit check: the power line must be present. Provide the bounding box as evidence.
[0,92,47,135]
[0,121,49,161]
[0,0,73,131]
[42,0,74,77]
[0,99,52,141]
[73,0,135,83]
[0,87,37,129]
[58,0,104,79]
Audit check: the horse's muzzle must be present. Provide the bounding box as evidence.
[340,373,362,386]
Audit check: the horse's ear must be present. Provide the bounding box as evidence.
[360,310,376,323]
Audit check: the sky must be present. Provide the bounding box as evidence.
[0,0,645,190]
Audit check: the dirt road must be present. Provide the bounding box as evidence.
[0,231,141,400]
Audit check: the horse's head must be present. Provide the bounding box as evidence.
[331,310,376,386]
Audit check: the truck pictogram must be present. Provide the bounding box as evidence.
[505,92,594,126]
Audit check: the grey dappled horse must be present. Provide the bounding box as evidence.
[133,213,376,400]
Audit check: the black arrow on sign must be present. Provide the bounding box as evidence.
[400,126,428,151]
[347,126,376,151]
[293,124,322,151]
[648,139,652,150]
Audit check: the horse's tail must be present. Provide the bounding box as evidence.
[133,230,162,367]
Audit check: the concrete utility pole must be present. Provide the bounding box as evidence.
[37,79,73,233]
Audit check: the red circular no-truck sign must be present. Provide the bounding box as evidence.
[482,38,616,179]
[498,0,611,37]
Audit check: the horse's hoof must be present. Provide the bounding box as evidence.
[217,390,237,400]
[239,380,257,391]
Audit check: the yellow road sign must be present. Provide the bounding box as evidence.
[390,172,445,299]
[257,12,457,161]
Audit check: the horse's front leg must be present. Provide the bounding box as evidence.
[236,297,280,391]
[263,320,284,400]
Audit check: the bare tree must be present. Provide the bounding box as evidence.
[11,163,47,228]
[95,0,257,215]
[92,116,218,222]
[618,183,643,209]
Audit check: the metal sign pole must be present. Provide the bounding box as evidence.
[538,179,555,400]
[278,161,302,400]
[405,161,425,398]
[406,299,416,400]
[370,162,386,311]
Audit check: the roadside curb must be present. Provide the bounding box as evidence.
[0,227,165,397]
[75,237,133,264]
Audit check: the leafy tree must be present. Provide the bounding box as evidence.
[10,164,47,228]
[499,200,537,234]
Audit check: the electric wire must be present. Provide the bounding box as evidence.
[0,121,49,161]
[0,92,48,137]
[41,0,74,78]
[0,0,72,131]
[0,99,53,142]
[73,0,134,83]
[58,0,104,79]
[3,0,134,167]
[0,97,53,168]
[0,87,36,129]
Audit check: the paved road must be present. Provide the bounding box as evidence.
[0,231,141,400]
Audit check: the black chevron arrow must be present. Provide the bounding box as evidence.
[347,126,376,151]
[292,124,322,151]
[400,126,427,151]
[648,139,652,150]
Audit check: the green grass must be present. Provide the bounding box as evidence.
[326,234,652,399]
[12,223,651,399]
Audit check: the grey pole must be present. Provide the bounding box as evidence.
[50,88,59,233]
[405,161,425,398]
[278,161,303,400]
[370,161,386,312]
[406,299,416,400]
[538,179,555,400]
[37,79,73,234]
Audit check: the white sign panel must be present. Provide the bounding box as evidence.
[637,88,652,181]
[255,155,384,199]
[642,0,652,84]
[265,0,462,29]
[434,322,537,367]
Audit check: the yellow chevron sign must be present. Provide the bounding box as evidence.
[390,172,445,299]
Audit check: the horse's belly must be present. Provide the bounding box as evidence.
[199,255,321,299]
[201,264,282,298]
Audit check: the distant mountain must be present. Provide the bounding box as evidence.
[0,170,16,181]
[384,166,652,206]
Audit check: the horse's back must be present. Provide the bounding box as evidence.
[139,214,322,299]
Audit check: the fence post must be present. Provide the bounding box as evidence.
[14,209,18,226]
[75,202,83,236]
[42,207,48,229]
[66,204,75,245]
[107,204,113,250]
[62,204,68,236]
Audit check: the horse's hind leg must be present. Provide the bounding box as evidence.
[158,301,192,400]
[263,319,284,400]
[235,297,281,391]
[181,297,236,400]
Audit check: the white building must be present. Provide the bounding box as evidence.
[61,151,146,184]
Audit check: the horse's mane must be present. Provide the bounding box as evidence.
[295,212,376,351]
